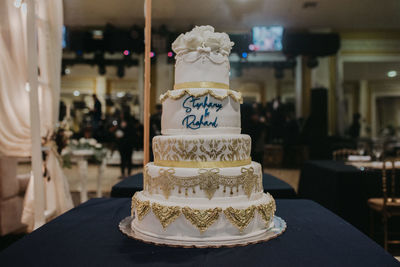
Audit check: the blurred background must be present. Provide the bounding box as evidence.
[2,0,400,256]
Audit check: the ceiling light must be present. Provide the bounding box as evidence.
[117,92,125,98]
[73,90,80,96]
[387,70,397,78]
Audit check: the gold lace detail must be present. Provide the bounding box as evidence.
[136,200,151,221]
[153,136,251,163]
[144,167,261,200]
[130,195,276,232]
[223,206,256,232]
[151,203,182,229]
[131,192,139,217]
[257,197,276,226]
[182,207,222,233]
[160,89,243,104]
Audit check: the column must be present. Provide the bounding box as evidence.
[335,55,346,135]
[138,54,144,123]
[301,56,311,119]
[359,80,368,137]
[295,56,302,118]
[95,76,106,116]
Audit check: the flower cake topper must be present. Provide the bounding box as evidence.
[172,25,234,56]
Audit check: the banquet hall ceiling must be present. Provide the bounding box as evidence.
[64,0,400,31]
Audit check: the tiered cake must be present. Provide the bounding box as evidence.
[130,26,277,243]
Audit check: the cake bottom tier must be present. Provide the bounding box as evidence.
[131,191,276,242]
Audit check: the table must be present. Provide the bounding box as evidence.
[298,160,385,233]
[111,173,297,198]
[0,198,398,267]
[72,150,105,203]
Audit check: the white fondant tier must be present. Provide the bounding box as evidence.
[172,26,233,87]
[161,88,241,135]
[152,134,251,168]
[175,51,230,86]
[131,192,275,241]
[144,161,262,200]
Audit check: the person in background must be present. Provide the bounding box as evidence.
[115,109,135,178]
[92,94,102,131]
[349,113,361,139]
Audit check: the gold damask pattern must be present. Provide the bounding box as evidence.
[153,137,251,164]
[223,206,256,232]
[144,167,262,199]
[182,207,222,233]
[160,89,243,104]
[131,195,275,233]
[151,203,182,229]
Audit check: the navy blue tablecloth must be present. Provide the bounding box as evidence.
[298,160,383,233]
[0,198,398,267]
[111,172,296,198]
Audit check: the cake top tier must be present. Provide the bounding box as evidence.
[172,26,234,88]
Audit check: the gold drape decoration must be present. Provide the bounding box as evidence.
[257,199,276,227]
[144,166,261,200]
[223,206,256,232]
[182,207,222,233]
[131,194,276,233]
[151,203,182,229]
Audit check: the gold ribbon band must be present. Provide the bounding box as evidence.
[154,158,252,168]
[174,81,229,90]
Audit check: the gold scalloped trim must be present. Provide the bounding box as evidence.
[131,192,139,217]
[130,196,276,232]
[136,200,151,221]
[151,203,182,229]
[182,207,222,233]
[223,206,256,233]
[160,89,243,104]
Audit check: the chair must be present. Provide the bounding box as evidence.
[368,158,400,251]
[332,149,358,161]
[0,157,29,235]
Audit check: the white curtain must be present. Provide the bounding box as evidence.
[0,0,73,231]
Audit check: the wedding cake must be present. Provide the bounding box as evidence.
[130,26,277,244]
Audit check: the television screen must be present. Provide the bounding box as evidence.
[252,26,284,51]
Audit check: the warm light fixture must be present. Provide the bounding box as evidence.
[73,90,80,96]
[387,70,397,78]
[117,92,126,98]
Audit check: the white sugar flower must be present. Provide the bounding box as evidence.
[89,138,97,146]
[79,138,86,144]
[171,25,234,55]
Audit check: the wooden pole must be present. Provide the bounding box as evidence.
[26,0,45,229]
[143,0,152,165]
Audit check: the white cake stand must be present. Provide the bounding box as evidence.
[119,215,286,248]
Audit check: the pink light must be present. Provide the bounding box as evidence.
[167,52,173,57]
[150,51,155,58]
[123,50,130,56]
